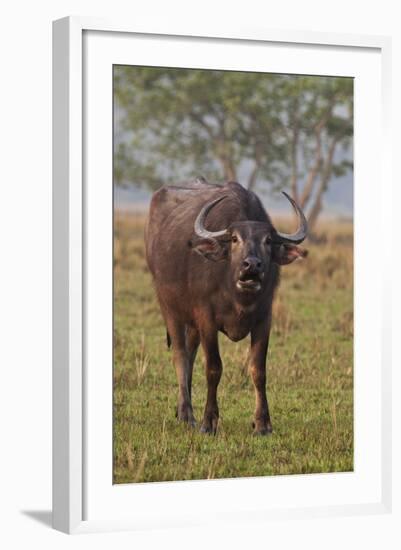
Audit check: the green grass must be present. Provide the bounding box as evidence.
[113,213,353,483]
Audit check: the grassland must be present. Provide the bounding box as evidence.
[113,212,353,484]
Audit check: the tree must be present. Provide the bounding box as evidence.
[114,67,353,229]
[279,76,353,227]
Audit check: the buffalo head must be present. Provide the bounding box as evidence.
[192,192,308,295]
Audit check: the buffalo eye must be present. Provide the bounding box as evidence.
[264,236,272,245]
[231,235,238,243]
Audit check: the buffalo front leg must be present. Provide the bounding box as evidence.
[250,316,272,435]
[168,321,196,426]
[200,330,222,434]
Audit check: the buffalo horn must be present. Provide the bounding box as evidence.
[194,196,229,239]
[274,191,308,244]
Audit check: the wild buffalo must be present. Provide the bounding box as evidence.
[145,177,307,435]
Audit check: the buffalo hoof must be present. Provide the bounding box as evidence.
[178,416,197,428]
[200,417,218,435]
[176,405,196,427]
[252,421,273,436]
[200,424,217,435]
[179,415,197,428]
[253,428,272,436]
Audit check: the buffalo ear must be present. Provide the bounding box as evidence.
[189,237,228,261]
[273,243,308,265]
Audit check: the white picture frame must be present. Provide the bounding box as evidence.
[52,16,392,534]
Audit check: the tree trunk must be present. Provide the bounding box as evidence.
[215,133,237,182]
[247,163,260,191]
[306,136,339,233]
[222,160,237,182]
[290,125,299,203]
[307,195,323,232]
[300,129,322,209]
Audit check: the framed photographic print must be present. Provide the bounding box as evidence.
[52,17,392,534]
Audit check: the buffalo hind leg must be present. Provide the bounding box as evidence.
[250,316,273,435]
[185,326,200,401]
[200,330,222,434]
[168,321,196,426]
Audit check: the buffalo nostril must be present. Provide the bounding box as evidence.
[242,257,261,271]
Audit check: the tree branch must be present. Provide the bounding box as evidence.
[307,136,339,230]
[300,128,322,208]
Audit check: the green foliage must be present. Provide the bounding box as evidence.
[113,214,353,483]
[114,67,353,207]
